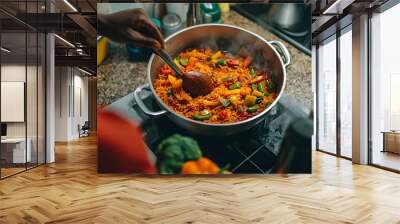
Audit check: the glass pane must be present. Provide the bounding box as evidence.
[38,33,45,165]
[27,31,38,169]
[1,30,27,177]
[340,29,352,158]
[318,36,337,154]
[371,4,400,171]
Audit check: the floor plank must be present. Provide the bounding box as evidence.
[0,135,399,224]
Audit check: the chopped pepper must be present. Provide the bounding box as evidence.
[257,82,264,92]
[224,89,241,96]
[244,95,257,107]
[251,83,257,91]
[179,58,188,66]
[247,105,259,113]
[229,82,241,90]
[215,59,226,67]
[249,66,256,77]
[211,51,222,60]
[193,109,212,121]
[219,98,231,107]
[266,79,276,92]
[255,97,263,104]
[252,90,263,97]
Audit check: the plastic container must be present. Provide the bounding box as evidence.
[162,13,183,37]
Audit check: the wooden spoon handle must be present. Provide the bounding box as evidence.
[151,47,185,78]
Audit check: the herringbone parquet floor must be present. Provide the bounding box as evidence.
[1,135,400,224]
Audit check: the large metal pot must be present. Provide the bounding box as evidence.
[134,24,290,136]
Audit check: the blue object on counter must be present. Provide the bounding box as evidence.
[126,18,161,62]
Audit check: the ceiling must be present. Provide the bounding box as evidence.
[0,0,97,74]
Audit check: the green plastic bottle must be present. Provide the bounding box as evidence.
[200,3,222,24]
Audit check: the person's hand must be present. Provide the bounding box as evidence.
[98,8,165,49]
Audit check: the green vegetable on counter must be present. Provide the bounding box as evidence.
[229,82,241,90]
[247,105,259,113]
[193,109,212,121]
[156,134,202,174]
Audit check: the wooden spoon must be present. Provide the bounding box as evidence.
[151,47,214,97]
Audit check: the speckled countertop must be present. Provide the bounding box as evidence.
[98,10,312,108]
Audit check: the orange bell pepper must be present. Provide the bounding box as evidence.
[181,157,220,174]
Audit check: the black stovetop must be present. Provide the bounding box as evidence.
[232,4,312,56]
[108,88,313,174]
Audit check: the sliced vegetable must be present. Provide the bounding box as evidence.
[222,76,234,82]
[229,82,241,90]
[243,56,252,68]
[264,92,270,97]
[240,86,252,96]
[179,58,188,66]
[247,105,259,113]
[211,51,222,60]
[224,89,241,96]
[251,83,257,91]
[193,109,212,121]
[266,79,276,92]
[168,75,182,88]
[215,59,226,67]
[228,95,240,105]
[249,66,256,77]
[257,82,264,92]
[203,99,219,107]
[248,75,266,84]
[255,97,263,104]
[219,110,229,120]
[219,98,231,107]
[244,95,257,107]
[252,90,263,97]
[227,59,239,67]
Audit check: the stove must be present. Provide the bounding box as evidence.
[232,4,312,56]
[107,89,313,174]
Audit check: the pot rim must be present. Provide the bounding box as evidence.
[147,23,287,127]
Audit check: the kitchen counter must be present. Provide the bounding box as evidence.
[97,10,312,108]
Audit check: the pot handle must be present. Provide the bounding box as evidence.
[134,84,167,117]
[269,41,291,67]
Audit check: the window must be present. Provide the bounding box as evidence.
[370,3,400,171]
[317,36,337,154]
[339,28,352,158]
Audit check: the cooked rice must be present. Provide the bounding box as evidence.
[154,48,277,123]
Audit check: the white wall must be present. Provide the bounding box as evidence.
[54,67,89,141]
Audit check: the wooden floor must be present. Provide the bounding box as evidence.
[1,135,400,224]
